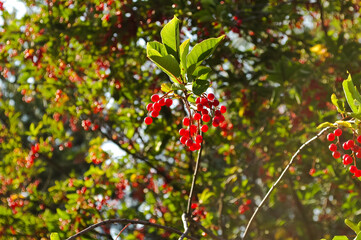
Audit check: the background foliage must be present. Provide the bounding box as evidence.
[1,0,361,239]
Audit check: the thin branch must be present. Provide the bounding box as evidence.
[115,223,131,240]
[178,213,190,240]
[186,137,204,215]
[317,0,328,36]
[65,218,199,240]
[241,126,332,239]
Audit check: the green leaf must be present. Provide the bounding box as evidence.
[179,39,190,80]
[172,83,186,91]
[345,219,360,234]
[192,66,211,80]
[331,93,346,113]
[147,41,167,56]
[336,120,352,128]
[342,74,361,113]
[50,233,60,240]
[332,236,349,240]
[187,35,225,76]
[192,80,210,95]
[316,122,335,129]
[161,16,180,60]
[147,43,181,83]
[161,83,172,92]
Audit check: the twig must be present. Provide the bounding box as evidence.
[178,213,189,240]
[186,137,204,215]
[115,223,131,240]
[65,218,199,240]
[241,126,332,239]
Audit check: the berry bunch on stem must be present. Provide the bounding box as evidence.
[327,128,361,177]
[144,91,227,151]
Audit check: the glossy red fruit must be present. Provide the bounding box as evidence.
[165,98,173,107]
[343,142,350,150]
[350,165,357,173]
[202,114,211,122]
[151,111,159,118]
[327,133,335,141]
[220,105,227,113]
[144,117,153,125]
[347,140,355,148]
[201,125,208,133]
[332,151,341,158]
[196,135,203,144]
[329,143,337,152]
[183,117,190,126]
[334,128,342,137]
[194,113,201,121]
[357,135,361,144]
[179,128,186,136]
[151,94,160,102]
[207,93,215,101]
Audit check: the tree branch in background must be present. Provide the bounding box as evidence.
[241,126,332,239]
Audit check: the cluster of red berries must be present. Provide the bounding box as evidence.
[178,93,227,151]
[144,94,173,125]
[190,203,207,221]
[327,128,361,177]
[144,93,227,151]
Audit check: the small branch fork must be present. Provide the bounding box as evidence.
[241,126,332,239]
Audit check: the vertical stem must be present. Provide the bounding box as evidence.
[186,137,204,215]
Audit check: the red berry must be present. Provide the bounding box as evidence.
[183,117,190,126]
[350,165,357,173]
[179,128,186,136]
[334,128,342,137]
[329,143,337,152]
[197,104,203,111]
[327,133,335,141]
[220,105,227,113]
[196,135,203,144]
[200,98,208,105]
[186,139,193,147]
[309,168,316,176]
[207,93,215,101]
[214,110,222,116]
[212,99,220,106]
[194,113,201,121]
[158,98,165,106]
[343,142,350,150]
[332,151,341,158]
[151,111,159,118]
[201,109,208,115]
[180,136,188,144]
[201,125,208,133]
[355,169,361,177]
[212,117,220,127]
[202,114,211,122]
[356,151,361,158]
[144,117,153,125]
[343,155,353,165]
[146,103,153,112]
[191,203,198,209]
[151,94,160,102]
[190,125,197,134]
[196,97,201,104]
[357,135,361,144]
[165,98,173,107]
[153,102,161,112]
[347,140,355,148]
